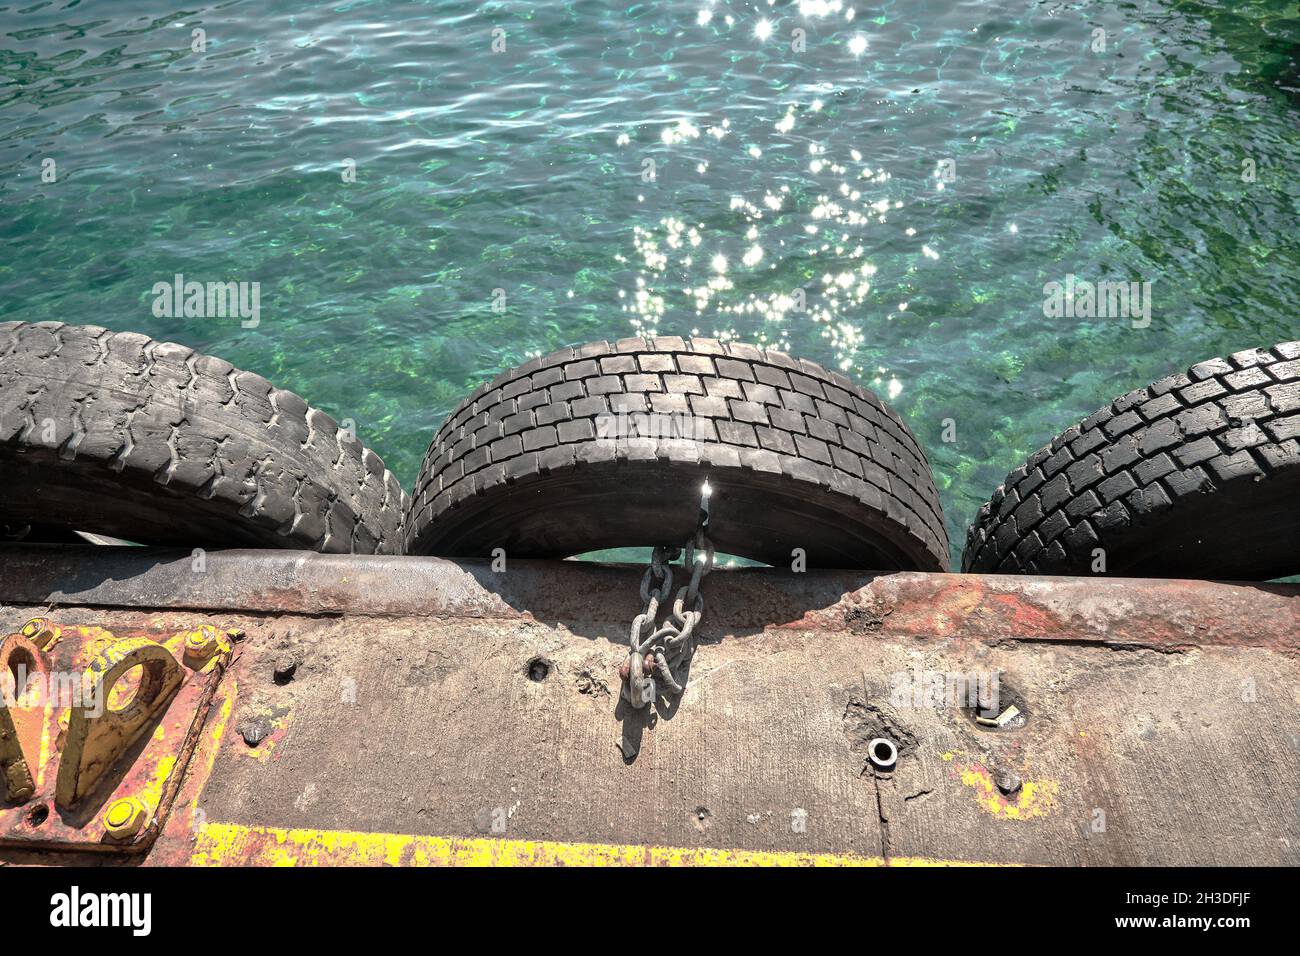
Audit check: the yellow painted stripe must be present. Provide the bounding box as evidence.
[190,822,1000,867]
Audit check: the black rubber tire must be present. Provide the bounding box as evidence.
[963,341,1300,579]
[405,337,948,570]
[0,321,405,553]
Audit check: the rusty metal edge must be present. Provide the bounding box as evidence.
[0,544,1295,653]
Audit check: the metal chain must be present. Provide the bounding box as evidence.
[620,483,714,709]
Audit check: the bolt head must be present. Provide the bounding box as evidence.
[185,625,217,649]
[19,617,58,649]
[183,625,225,666]
[995,770,1022,796]
[103,797,149,840]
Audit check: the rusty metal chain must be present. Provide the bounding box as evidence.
[619,483,715,709]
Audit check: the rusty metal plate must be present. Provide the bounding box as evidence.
[0,617,231,854]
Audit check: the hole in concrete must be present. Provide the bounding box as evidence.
[964,672,1029,731]
[273,657,298,685]
[26,804,48,828]
[842,695,918,760]
[527,657,550,682]
[692,807,712,831]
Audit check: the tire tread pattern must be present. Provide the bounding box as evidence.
[0,321,405,553]
[406,336,948,566]
[962,341,1300,574]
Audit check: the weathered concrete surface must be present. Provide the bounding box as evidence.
[0,546,1295,866]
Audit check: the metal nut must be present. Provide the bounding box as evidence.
[182,625,223,666]
[19,617,59,650]
[867,737,898,772]
[103,796,150,841]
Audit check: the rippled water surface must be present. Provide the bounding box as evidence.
[2,0,1298,564]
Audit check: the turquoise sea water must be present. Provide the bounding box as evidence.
[2,0,1298,565]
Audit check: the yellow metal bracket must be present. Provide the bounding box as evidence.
[55,637,185,809]
[0,618,231,854]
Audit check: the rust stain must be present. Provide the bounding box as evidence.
[985,591,1061,634]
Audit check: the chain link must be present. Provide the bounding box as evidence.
[620,485,714,710]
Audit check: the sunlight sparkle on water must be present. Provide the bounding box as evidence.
[618,95,933,380]
[798,0,843,16]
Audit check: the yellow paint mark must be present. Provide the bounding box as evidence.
[35,696,54,791]
[956,763,1058,820]
[190,683,235,814]
[178,679,236,834]
[887,854,1017,867]
[188,824,1008,868]
[75,626,116,667]
[137,755,177,818]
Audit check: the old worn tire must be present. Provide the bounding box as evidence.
[0,321,405,553]
[963,341,1300,579]
[406,337,948,569]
